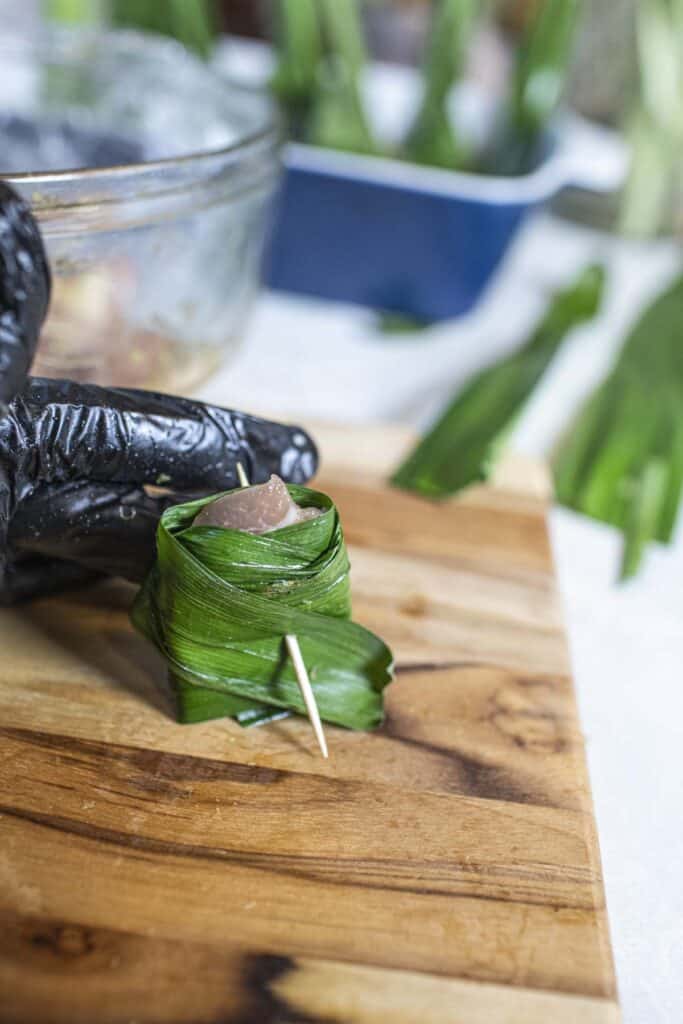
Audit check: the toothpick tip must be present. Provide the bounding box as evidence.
[285,633,329,760]
[236,461,249,488]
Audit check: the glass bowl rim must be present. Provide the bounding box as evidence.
[0,26,282,191]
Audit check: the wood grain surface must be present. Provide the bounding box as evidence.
[0,423,619,1023]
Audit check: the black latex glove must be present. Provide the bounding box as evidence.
[0,184,318,604]
[0,181,50,412]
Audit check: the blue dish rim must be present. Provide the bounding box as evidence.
[282,110,626,207]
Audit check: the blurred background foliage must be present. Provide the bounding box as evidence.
[42,0,681,234]
[38,0,683,577]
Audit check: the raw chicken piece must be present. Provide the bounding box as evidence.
[194,474,320,534]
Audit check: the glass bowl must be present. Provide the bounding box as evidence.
[0,28,281,393]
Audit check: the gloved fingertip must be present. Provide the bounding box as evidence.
[285,425,319,483]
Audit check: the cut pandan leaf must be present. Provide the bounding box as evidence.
[110,0,216,58]
[621,460,668,580]
[657,415,683,543]
[555,272,683,578]
[578,381,660,526]
[512,0,581,136]
[318,0,366,75]
[307,59,376,154]
[404,105,469,170]
[403,0,478,170]
[45,0,102,25]
[620,0,683,237]
[270,0,321,134]
[392,264,605,499]
[307,0,377,155]
[173,675,287,727]
[131,485,394,729]
[553,383,622,512]
[484,0,581,175]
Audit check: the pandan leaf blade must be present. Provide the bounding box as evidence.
[392,264,605,499]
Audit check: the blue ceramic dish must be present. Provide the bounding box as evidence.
[265,123,624,322]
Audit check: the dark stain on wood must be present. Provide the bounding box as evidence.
[381,714,543,807]
[393,659,478,675]
[0,726,285,788]
[235,954,331,1024]
[27,923,95,960]
[1,909,329,1023]
[399,594,429,618]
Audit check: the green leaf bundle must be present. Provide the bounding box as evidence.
[392,263,605,499]
[554,273,683,579]
[131,485,393,729]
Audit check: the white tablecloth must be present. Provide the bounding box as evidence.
[200,212,682,1024]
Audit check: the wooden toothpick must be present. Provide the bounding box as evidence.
[285,634,328,759]
[236,461,329,758]
[236,461,250,488]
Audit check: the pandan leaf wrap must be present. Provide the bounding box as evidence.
[131,485,394,729]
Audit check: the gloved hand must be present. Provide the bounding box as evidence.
[0,181,50,412]
[0,182,318,604]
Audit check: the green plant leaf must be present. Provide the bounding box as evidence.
[619,0,683,237]
[307,0,377,155]
[44,0,102,25]
[132,485,394,729]
[270,0,322,116]
[485,0,582,175]
[392,264,605,499]
[111,0,216,58]
[403,0,477,169]
[554,271,683,578]
[620,458,668,580]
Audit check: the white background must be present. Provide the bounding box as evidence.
[201,212,683,1024]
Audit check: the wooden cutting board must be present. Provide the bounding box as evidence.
[0,422,619,1024]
